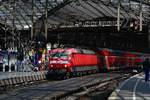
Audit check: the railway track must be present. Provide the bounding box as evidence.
[62,74,130,100]
[0,69,139,100]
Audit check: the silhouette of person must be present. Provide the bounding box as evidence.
[142,58,150,82]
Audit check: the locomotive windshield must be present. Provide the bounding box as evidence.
[50,51,69,58]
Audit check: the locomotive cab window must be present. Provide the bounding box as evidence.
[50,52,69,58]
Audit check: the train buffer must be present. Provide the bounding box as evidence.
[108,73,150,100]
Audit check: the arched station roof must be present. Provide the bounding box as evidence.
[0,0,149,52]
[48,0,149,25]
[0,0,63,30]
[0,0,149,30]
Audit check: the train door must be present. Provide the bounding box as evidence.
[98,55,105,69]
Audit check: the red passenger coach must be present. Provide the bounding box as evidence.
[96,48,144,70]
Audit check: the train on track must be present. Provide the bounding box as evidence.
[47,48,150,79]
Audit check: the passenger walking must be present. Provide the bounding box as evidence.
[142,58,150,82]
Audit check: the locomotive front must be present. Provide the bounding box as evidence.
[48,49,74,73]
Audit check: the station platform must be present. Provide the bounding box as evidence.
[0,71,47,87]
[108,73,150,100]
[0,71,47,79]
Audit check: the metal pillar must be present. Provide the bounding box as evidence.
[12,1,15,51]
[117,1,120,31]
[139,0,142,32]
[4,16,7,50]
[45,0,48,40]
[148,23,150,50]
[31,0,34,39]
[3,64,5,72]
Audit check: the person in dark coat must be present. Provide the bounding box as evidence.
[142,58,150,82]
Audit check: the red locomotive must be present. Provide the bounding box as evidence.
[47,48,150,79]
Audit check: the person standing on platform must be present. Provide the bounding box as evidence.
[142,58,150,82]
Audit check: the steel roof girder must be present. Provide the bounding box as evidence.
[3,4,24,29]
[62,5,90,20]
[70,1,94,19]
[88,0,110,17]
[15,2,30,29]
[80,0,104,17]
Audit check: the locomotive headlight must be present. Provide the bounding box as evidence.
[38,61,42,63]
[51,65,53,67]
[60,61,69,64]
[64,65,67,68]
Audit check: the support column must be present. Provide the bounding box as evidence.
[31,0,34,39]
[12,1,15,51]
[117,2,120,31]
[8,55,11,72]
[31,22,34,39]
[4,16,7,50]
[45,0,48,40]
[3,64,5,72]
[148,24,150,50]
[139,0,142,32]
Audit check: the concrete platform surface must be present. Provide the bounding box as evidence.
[108,73,150,100]
[0,71,47,87]
[0,71,47,80]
